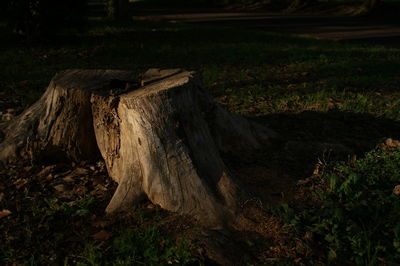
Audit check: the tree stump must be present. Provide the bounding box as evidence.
[0,69,276,227]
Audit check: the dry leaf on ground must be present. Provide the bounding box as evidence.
[92,230,112,240]
[0,209,12,218]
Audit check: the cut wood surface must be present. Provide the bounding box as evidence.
[0,69,276,227]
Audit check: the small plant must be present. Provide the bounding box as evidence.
[113,226,196,265]
[79,226,198,266]
[44,196,95,217]
[291,144,400,265]
[78,242,104,266]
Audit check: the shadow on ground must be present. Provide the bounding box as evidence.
[230,110,400,205]
[132,9,400,47]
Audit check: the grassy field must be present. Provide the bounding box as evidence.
[2,20,400,118]
[1,17,400,265]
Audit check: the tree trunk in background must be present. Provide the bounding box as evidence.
[107,0,129,20]
[0,69,276,227]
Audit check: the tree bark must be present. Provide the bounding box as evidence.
[107,0,129,20]
[0,69,276,227]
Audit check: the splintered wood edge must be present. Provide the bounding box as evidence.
[122,70,195,99]
[141,68,183,84]
[51,69,190,98]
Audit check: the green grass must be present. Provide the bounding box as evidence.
[0,177,197,265]
[78,226,197,266]
[272,144,400,265]
[1,19,400,119]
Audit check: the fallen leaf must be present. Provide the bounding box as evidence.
[23,166,33,172]
[385,138,394,146]
[92,176,104,186]
[385,138,400,147]
[294,257,302,264]
[196,247,205,256]
[0,209,11,218]
[304,231,313,240]
[91,220,109,228]
[63,175,75,183]
[13,179,28,189]
[96,161,105,170]
[73,167,89,176]
[73,185,87,195]
[37,165,58,178]
[46,174,54,181]
[54,184,68,192]
[393,185,400,196]
[2,113,14,121]
[312,164,320,175]
[92,230,112,240]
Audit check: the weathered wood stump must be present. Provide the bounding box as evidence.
[0,69,276,227]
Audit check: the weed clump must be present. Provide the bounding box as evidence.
[278,142,400,265]
[79,226,198,266]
